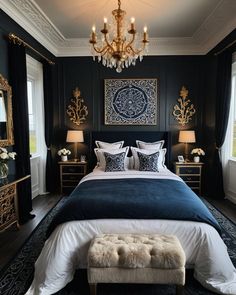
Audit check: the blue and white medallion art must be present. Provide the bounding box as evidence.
[105,79,157,125]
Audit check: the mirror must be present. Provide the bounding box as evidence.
[0,74,14,146]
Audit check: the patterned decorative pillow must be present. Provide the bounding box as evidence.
[137,151,159,172]
[94,147,129,169]
[131,147,167,170]
[104,151,126,172]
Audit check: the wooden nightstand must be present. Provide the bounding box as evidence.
[59,161,87,194]
[174,162,203,195]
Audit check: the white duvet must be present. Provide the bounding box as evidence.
[26,169,236,295]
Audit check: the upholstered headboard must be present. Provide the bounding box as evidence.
[89,131,171,171]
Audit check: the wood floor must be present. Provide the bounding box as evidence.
[0,193,61,271]
[0,194,235,272]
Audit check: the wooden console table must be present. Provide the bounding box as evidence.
[0,175,30,231]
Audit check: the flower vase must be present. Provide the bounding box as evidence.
[0,163,8,179]
[193,156,200,163]
[61,155,68,162]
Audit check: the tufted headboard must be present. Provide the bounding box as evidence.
[88,131,171,171]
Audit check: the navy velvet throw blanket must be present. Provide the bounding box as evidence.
[47,178,220,236]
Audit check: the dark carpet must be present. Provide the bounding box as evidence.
[0,197,235,295]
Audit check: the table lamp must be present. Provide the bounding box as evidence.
[178,130,196,162]
[66,130,84,161]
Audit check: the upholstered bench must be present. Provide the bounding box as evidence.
[87,234,186,295]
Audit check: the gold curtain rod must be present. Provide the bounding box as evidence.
[8,33,55,65]
[214,39,236,56]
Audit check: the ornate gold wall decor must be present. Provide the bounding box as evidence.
[66,87,88,126]
[172,86,196,126]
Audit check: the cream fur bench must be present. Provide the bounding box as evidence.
[87,234,186,295]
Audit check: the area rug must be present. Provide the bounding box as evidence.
[0,198,235,295]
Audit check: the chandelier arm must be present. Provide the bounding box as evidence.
[124,33,136,51]
[104,33,115,52]
[126,44,145,55]
[92,43,110,54]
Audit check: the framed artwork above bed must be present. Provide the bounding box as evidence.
[104,78,158,125]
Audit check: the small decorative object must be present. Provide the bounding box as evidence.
[191,148,205,163]
[0,147,16,178]
[80,155,86,162]
[173,86,196,126]
[105,79,157,125]
[178,130,196,162]
[57,148,71,162]
[177,155,184,163]
[66,130,84,161]
[67,87,88,126]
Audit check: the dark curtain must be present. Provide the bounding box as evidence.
[43,62,54,192]
[8,42,33,223]
[212,49,232,199]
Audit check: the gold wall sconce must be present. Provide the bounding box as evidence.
[173,86,196,126]
[67,87,88,126]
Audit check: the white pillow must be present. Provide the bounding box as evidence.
[131,147,167,170]
[136,140,164,150]
[95,140,124,149]
[94,147,129,170]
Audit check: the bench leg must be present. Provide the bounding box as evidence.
[89,283,97,295]
[176,285,184,295]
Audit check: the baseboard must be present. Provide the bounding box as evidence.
[225,192,236,205]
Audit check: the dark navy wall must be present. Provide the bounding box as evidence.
[56,56,205,163]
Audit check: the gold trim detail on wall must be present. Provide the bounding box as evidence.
[172,86,196,126]
[66,87,88,126]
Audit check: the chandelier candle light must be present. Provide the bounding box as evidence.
[89,0,149,73]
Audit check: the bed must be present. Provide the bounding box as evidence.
[26,132,236,295]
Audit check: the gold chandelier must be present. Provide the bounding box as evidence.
[89,0,149,73]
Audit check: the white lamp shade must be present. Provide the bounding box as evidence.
[66,130,84,143]
[179,130,196,143]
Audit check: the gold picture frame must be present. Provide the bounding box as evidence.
[0,74,14,147]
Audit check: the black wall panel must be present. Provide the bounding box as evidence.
[57,56,205,165]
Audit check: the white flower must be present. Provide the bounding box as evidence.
[0,147,7,153]
[0,148,16,162]
[57,148,71,156]
[191,148,205,156]
[8,152,17,160]
[0,153,9,160]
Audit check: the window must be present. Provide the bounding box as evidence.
[27,80,37,154]
[26,55,47,197]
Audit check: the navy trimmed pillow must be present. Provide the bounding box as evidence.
[104,151,126,172]
[137,151,159,172]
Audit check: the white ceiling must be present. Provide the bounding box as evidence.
[0,0,236,56]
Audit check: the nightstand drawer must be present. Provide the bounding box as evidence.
[62,180,79,186]
[62,174,81,181]
[62,165,85,174]
[185,181,200,187]
[59,161,88,194]
[179,166,200,175]
[181,175,200,182]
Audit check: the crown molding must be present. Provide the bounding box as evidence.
[0,0,235,57]
[0,0,62,55]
